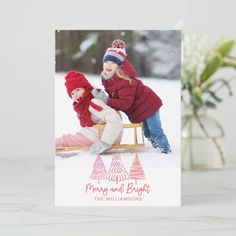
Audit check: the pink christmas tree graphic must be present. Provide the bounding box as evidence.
[106,153,129,185]
[90,155,107,184]
[129,154,146,184]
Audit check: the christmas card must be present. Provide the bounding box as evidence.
[55,30,181,206]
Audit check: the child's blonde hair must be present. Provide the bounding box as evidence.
[116,67,132,84]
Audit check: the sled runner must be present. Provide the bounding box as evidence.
[56,123,145,153]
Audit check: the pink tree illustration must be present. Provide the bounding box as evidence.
[90,155,107,184]
[106,153,129,185]
[129,154,146,184]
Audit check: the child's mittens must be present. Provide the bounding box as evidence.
[92,89,108,104]
[90,140,111,154]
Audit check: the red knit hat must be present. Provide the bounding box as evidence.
[64,71,92,97]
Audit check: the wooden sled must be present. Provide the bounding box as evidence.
[56,123,145,153]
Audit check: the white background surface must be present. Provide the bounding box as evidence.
[0,0,236,235]
[1,158,236,235]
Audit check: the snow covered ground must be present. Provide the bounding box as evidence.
[55,73,180,168]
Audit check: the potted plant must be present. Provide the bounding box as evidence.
[181,32,236,170]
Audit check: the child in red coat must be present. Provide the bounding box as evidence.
[56,71,123,154]
[92,39,171,154]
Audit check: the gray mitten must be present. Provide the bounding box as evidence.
[90,140,111,154]
[92,89,108,104]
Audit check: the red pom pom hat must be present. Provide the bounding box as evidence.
[64,71,92,97]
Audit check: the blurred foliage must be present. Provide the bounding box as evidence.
[55,30,180,79]
[181,32,236,113]
[56,30,133,74]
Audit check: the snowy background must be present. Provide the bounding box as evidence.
[55,73,181,168]
[56,30,180,79]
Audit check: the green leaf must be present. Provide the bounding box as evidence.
[217,40,235,57]
[202,78,233,97]
[201,53,222,83]
[190,95,202,109]
[206,90,222,102]
[201,79,216,90]
[192,86,202,100]
[218,78,233,96]
[204,101,217,109]
[222,56,236,69]
[206,78,233,96]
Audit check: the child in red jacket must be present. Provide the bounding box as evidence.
[55,71,123,154]
[92,39,171,154]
